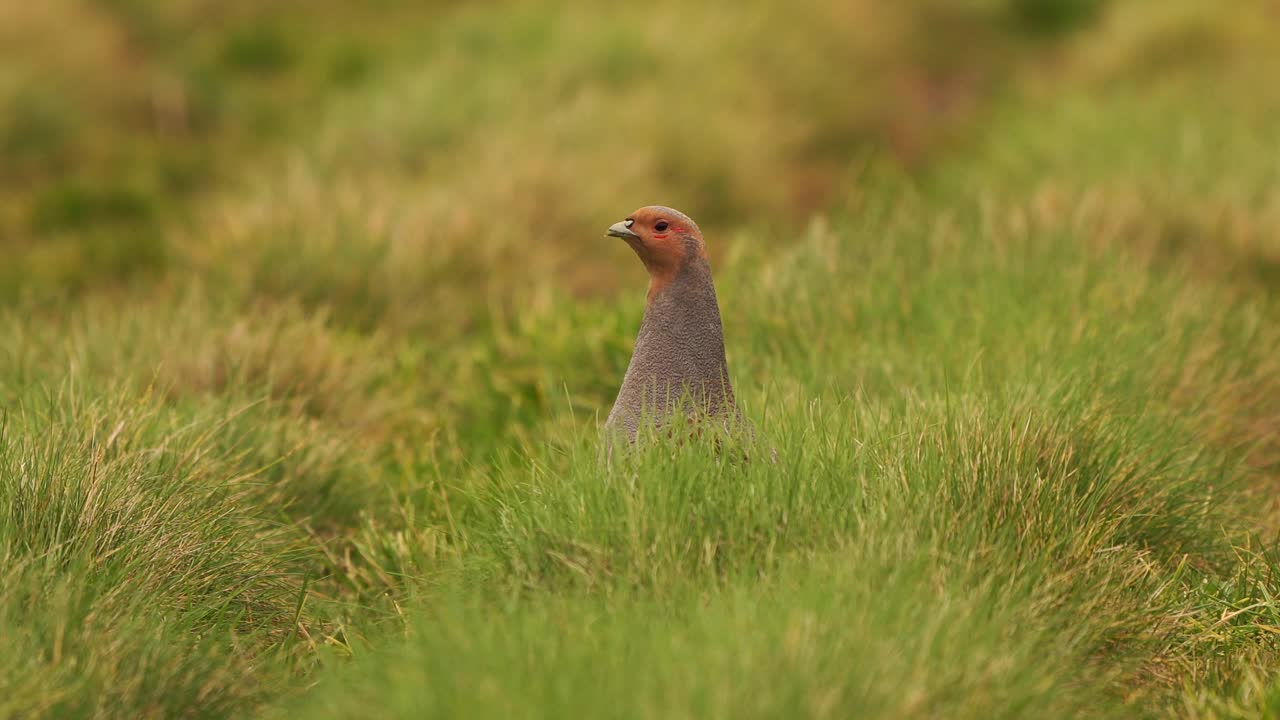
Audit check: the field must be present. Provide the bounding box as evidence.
[3,0,1280,717]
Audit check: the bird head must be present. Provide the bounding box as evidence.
[606,206,707,298]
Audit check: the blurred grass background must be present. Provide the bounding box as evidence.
[2,0,1280,718]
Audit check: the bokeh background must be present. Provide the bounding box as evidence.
[8,0,1275,307]
[3,1,1280,718]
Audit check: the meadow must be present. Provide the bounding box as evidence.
[2,0,1280,717]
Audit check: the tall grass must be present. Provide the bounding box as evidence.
[275,178,1280,716]
[0,387,301,717]
[2,0,1279,717]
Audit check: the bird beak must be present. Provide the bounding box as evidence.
[607,220,639,240]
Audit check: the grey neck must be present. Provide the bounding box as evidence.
[605,256,736,439]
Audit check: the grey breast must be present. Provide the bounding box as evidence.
[605,259,736,441]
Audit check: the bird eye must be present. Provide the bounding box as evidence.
[654,221,669,232]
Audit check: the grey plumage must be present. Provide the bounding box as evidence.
[605,254,737,440]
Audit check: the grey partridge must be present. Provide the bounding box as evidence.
[603,206,742,443]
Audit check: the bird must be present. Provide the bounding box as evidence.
[602,206,744,445]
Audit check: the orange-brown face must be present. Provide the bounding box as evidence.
[606,206,706,296]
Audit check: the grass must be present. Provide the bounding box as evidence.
[2,0,1280,717]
